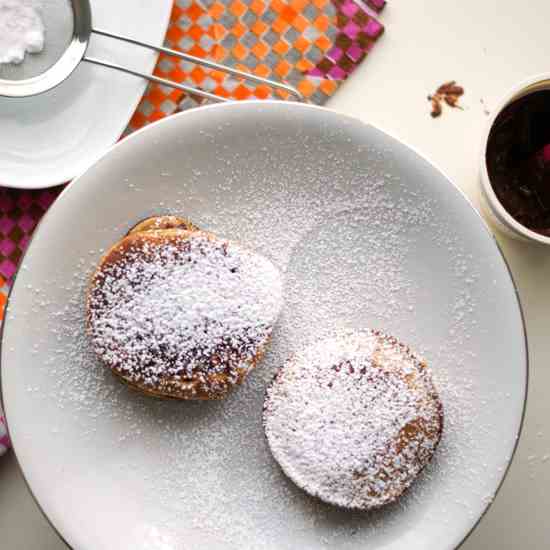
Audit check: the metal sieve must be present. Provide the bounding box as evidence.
[0,0,303,101]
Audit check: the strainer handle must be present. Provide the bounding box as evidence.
[83,56,228,103]
[84,28,305,103]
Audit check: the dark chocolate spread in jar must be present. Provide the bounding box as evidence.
[486,89,550,236]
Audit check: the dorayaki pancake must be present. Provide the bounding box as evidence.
[263,330,443,510]
[87,217,283,400]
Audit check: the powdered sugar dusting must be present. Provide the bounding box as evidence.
[4,108,526,549]
[264,330,443,510]
[88,232,282,395]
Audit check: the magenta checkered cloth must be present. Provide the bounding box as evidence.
[0,410,9,456]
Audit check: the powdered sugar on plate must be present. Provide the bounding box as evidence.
[11,158,512,548]
[2,104,526,550]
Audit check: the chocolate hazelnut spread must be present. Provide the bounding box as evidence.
[486,90,550,236]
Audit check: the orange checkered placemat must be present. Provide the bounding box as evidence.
[127,0,386,127]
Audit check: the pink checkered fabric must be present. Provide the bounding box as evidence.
[0,189,61,283]
[0,410,9,456]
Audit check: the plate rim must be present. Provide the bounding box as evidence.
[0,100,529,550]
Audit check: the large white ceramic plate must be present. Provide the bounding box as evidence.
[0,0,172,189]
[1,102,527,550]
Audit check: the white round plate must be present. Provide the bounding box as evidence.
[0,0,172,189]
[1,102,527,550]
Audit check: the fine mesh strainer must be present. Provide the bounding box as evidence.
[0,0,304,102]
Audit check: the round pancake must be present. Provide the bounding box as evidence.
[263,330,443,510]
[87,219,283,400]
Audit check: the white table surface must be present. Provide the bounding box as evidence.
[1,0,549,548]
